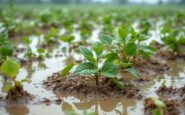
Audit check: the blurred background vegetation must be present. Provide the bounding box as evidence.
[0,0,185,5]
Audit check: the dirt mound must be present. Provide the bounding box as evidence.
[43,73,142,99]
[4,87,33,107]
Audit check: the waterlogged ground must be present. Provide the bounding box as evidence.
[0,27,185,115]
[0,6,185,115]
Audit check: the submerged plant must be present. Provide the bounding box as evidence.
[0,57,27,93]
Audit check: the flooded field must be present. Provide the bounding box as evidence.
[0,5,185,115]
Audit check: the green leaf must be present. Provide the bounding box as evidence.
[151,98,166,109]
[100,62,118,78]
[126,68,140,78]
[2,82,13,92]
[93,42,103,57]
[60,35,74,43]
[21,79,29,83]
[118,26,128,39]
[79,46,95,62]
[152,109,161,115]
[61,63,74,78]
[0,57,20,79]
[99,34,113,45]
[178,35,185,45]
[119,62,132,68]
[105,52,118,62]
[37,48,45,54]
[0,32,8,43]
[125,43,136,56]
[74,62,98,75]
[111,78,124,89]
[139,45,156,59]
[0,42,13,59]
[23,37,31,45]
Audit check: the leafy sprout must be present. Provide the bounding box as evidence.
[99,25,156,77]
[60,43,123,89]
[24,37,35,61]
[150,97,166,115]
[0,57,27,92]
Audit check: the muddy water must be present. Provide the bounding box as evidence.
[0,30,185,115]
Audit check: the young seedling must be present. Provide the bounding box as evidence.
[37,48,46,59]
[161,80,166,88]
[150,97,166,115]
[99,25,156,77]
[0,32,13,63]
[44,27,59,44]
[162,32,185,55]
[24,37,35,61]
[0,57,28,93]
[60,43,123,88]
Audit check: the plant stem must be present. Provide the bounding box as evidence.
[95,55,99,86]
[95,73,99,86]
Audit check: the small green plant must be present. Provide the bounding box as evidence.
[99,25,156,77]
[0,57,27,92]
[61,43,123,88]
[150,97,166,115]
[24,37,35,61]
[44,27,59,44]
[0,32,13,63]
[162,32,185,55]
[161,80,166,88]
[37,48,46,59]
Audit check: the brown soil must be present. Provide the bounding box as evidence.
[156,86,180,98]
[43,73,142,99]
[5,86,33,107]
[144,98,180,115]
[156,85,185,108]
[134,57,169,76]
[156,50,185,60]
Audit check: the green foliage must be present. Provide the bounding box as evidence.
[162,32,185,54]
[0,57,25,92]
[0,57,20,79]
[161,80,166,88]
[61,63,74,78]
[0,32,13,63]
[150,97,166,115]
[126,68,140,78]
[60,35,74,43]
[37,48,46,59]
[99,25,155,77]
[24,37,35,61]
[74,43,123,88]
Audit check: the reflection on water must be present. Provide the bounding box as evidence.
[60,96,140,115]
[5,106,29,115]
